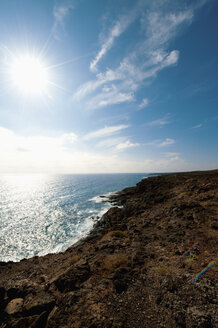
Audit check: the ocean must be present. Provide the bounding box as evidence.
[0,173,152,262]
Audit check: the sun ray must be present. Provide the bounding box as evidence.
[46,52,93,70]
[48,80,70,93]
[38,32,54,59]
[1,43,92,100]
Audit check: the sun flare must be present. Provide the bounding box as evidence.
[10,55,49,95]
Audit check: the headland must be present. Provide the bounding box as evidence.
[0,170,217,327]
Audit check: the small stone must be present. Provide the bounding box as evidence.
[5,298,24,314]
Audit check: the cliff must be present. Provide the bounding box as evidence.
[0,170,217,328]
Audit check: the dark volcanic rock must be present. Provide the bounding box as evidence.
[53,261,91,292]
[0,287,5,309]
[0,170,217,328]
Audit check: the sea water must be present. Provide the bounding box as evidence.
[0,173,150,262]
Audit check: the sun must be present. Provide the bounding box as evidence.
[10,55,49,95]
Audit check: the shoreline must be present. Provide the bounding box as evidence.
[0,173,147,263]
[0,169,217,328]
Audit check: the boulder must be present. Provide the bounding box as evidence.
[5,298,24,314]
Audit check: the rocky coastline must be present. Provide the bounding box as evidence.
[0,170,217,328]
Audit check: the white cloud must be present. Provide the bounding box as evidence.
[96,137,126,149]
[60,132,78,147]
[74,49,179,109]
[73,0,204,109]
[145,138,175,147]
[143,9,193,49]
[52,1,74,40]
[90,0,195,74]
[74,49,179,110]
[138,98,149,110]
[87,89,134,110]
[147,115,171,127]
[163,50,179,65]
[158,138,175,147]
[90,5,140,72]
[0,127,78,154]
[83,124,129,140]
[0,127,215,174]
[115,140,140,151]
[90,20,127,72]
[73,79,105,100]
[162,152,180,158]
[192,123,202,129]
[96,137,140,152]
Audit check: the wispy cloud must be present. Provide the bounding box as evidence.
[96,137,140,152]
[73,0,200,109]
[52,1,74,40]
[74,50,179,109]
[158,138,175,147]
[138,98,149,110]
[90,4,140,72]
[96,137,126,149]
[142,9,193,50]
[83,124,129,140]
[162,152,180,158]
[115,140,140,151]
[146,114,171,127]
[146,138,175,147]
[192,123,202,129]
[87,86,134,110]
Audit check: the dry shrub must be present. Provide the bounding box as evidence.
[155,265,177,275]
[101,253,131,272]
[185,253,197,264]
[101,230,128,241]
[143,260,155,270]
[71,254,83,265]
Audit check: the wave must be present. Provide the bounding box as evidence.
[89,190,119,204]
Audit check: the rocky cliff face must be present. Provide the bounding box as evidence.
[0,170,217,328]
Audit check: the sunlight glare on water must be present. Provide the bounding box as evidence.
[0,173,148,262]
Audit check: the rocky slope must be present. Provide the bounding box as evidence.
[0,170,217,328]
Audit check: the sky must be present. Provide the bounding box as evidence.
[0,0,217,174]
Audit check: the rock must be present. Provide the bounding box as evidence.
[54,262,91,292]
[0,287,6,312]
[31,311,48,328]
[112,267,130,294]
[0,286,5,302]
[5,298,24,314]
[0,287,5,300]
[23,292,55,316]
[46,305,58,324]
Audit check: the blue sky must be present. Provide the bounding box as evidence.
[0,0,217,173]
